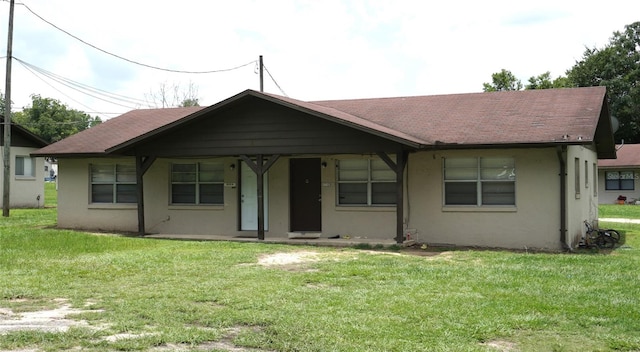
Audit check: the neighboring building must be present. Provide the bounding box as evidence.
[598,144,640,204]
[32,87,616,251]
[1,117,49,208]
[44,159,57,181]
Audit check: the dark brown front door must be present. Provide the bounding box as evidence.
[290,158,321,232]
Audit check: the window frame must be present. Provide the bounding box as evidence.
[592,163,598,197]
[604,170,635,191]
[336,158,397,206]
[443,157,516,207]
[170,161,225,205]
[15,156,35,178]
[90,163,137,204]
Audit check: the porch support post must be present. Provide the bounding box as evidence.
[256,155,265,240]
[395,151,407,244]
[135,155,156,236]
[377,151,407,244]
[240,154,280,240]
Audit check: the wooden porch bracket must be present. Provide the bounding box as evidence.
[136,155,157,236]
[377,151,408,244]
[240,154,280,240]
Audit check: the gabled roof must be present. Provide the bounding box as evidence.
[0,117,49,148]
[32,106,204,157]
[599,144,640,168]
[32,87,615,158]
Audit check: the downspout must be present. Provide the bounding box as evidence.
[556,146,568,250]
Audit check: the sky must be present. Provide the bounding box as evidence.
[0,0,639,121]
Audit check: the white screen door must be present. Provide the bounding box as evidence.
[240,161,269,230]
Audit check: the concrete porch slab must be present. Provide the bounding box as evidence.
[143,233,412,248]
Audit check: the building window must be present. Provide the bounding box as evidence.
[605,171,634,190]
[90,164,137,203]
[574,158,580,197]
[585,160,589,189]
[593,163,598,196]
[443,157,515,206]
[337,158,396,205]
[171,162,224,205]
[15,156,35,177]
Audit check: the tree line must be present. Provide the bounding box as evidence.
[1,81,200,144]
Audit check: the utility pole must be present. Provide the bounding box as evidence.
[259,55,263,92]
[2,0,15,217]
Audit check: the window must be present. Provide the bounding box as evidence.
[574,158,580,196]
[443,157,515,206]
[171,162,224,205]
[337,158,396,205]
[90,164,137,203]
[605,171,634,190]
[585,160,589,188]
[15,156,35,177]
[593,163,598,196]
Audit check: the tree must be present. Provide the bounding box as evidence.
[13,95,102,143]
[525,71,573,90]
[567,21,640,142]
[145,81,200,108]
[482,69,523,92]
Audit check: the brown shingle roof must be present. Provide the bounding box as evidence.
[599,144,640,168]
[33,106,204,156]
[33,87,612,157]
[312,87,607,145]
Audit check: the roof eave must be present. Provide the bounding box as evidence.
[419,140,594,151]
[30,152,108,158]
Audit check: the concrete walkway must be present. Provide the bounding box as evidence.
[145,233,409,248]
[600,218,640,224]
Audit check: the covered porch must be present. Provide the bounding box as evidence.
[111,91,421,244]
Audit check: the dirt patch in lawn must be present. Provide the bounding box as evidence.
[482,340,519,352]
[0,299,101,335]
[257,251,321,266]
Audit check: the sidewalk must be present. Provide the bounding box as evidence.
[599,218,640,224]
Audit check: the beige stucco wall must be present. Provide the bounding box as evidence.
[404,148,563,250]
[57,146,598,250]
[0,146,45,208]
[565,145,599,247]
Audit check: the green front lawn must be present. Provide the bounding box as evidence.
[599,203,640,219]
[0,200,638,351]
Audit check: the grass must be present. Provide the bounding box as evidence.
[0,187,639,351]
[599,203,640,219]
[44,181,57,208]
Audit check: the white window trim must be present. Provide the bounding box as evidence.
[442,157,516,207]
[15,155,36,179]
[170,161,225,205]
[336,158,397,206]
[90,163,137,204]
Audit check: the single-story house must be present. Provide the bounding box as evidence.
[598,144,640,204]
[1,117,48,208]
[32,87,616,251]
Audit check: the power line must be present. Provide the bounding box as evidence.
[16,57,149,107]
[19,2,257,74]
[16,58,141,115]
[263,64,287,97]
